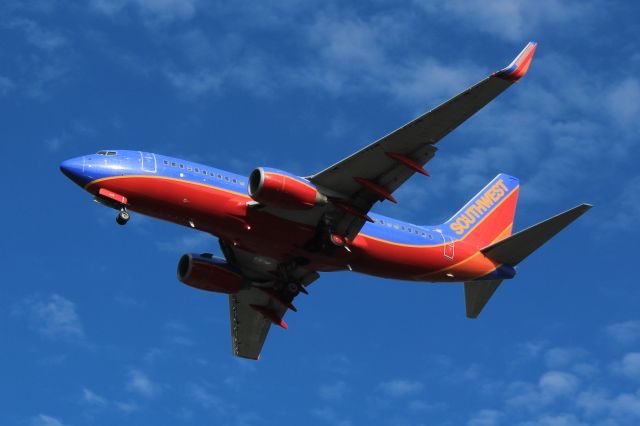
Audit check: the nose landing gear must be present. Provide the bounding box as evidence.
[116,208,130,225]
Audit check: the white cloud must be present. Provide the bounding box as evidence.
[539,371,579,397]
[604,177,640,231]
[135,0,198,21]
[92,0,198,23]
[318,381,348,400]
[2,16,72,100]
[15,294,84,340]
[190,383,225,412]
[611,391,640,418]
[606,78,640,128]
[321,353,352,375]
[311,406,352,426]
[114,401,138,413]
[29,414,67,426]
[468,409,503,426]
[408,399,443,412]
[163,68,222,98]
[7,18,67,51]
[377,379,423,397]
[127,369,161,397]
[296,11,481,108]
[416,0,595,41]
[82,388,107,406]
[518,413,586,426]
[0,75,13,95]
[576,389,612,417]
[611,353,640,380]
[605,320,640,345]
[155,231,213,253]
[577,389,640,420]
[544,347,588,369]
[507,371,578,408]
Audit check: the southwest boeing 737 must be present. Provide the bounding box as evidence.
[60,42,591,360]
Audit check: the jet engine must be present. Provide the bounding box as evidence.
[248,167,327,209]
[177,253,244,294]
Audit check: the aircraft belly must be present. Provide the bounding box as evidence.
[86,175,504,283]
[348,234,501,282]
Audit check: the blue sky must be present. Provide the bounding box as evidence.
[1,1,640,425]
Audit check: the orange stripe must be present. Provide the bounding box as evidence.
[416,222,513,279]
[84,175,251,199]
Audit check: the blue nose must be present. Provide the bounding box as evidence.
[60,157,88,187]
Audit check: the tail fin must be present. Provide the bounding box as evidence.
[464,279,502,319]
[442,174,520,247]
[481,203,592,266]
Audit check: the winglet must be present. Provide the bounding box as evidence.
[493,41,537,82]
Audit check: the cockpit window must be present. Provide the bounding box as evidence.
[96,151,107,155]
[106,151,117,156]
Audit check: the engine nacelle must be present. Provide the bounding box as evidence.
[248,167,327,210]
[177,253,244,294]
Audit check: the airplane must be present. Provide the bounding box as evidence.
[60,42,591,360]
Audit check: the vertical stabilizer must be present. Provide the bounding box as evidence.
[442,174,520,248]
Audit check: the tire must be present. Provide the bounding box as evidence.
[116,210,129,225]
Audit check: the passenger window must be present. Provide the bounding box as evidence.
[407,227,412,232]
[163,160,169,165]
[232,178,237,184]
[210,171,215,176]
[415,230,419,235]
[180,164,184,169]
[394,224,399,229]
[202,170,207,175]
[225,176,229,181]
[187,166,193,171]
[172,162,176,167]
[240,180,245,186]
[428,234,433,239]
[387,223,392,227]
[401,226,405,231]
[421,232,426,237]
[194,168,199,173]
[217,174,222,179]
[380,220,384,225]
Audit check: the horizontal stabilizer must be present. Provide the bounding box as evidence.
[464,280,503,318]
[481,203,592,266]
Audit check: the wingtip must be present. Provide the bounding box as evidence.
[578,203,593,211]
[493,41,538,82]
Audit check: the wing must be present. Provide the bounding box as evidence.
[309,42,537,240]
[220,240,319,360]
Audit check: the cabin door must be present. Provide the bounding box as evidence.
[140,152,157,173]
[437,230,455,260]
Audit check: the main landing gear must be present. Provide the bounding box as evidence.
[116,208,130,225]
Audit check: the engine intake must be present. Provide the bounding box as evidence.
[249,167,327,210]
[177,253,244,294]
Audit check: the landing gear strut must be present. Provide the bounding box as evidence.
[116,208,130,225]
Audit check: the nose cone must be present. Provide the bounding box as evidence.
[60,156,89,187]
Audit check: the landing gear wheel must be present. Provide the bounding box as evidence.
[116,209,130,225]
